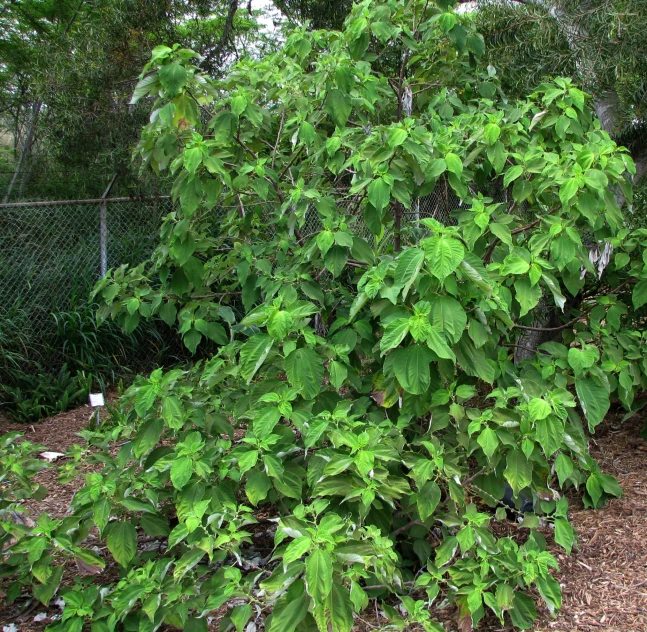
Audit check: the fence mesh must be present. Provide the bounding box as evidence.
[0,198,174,338]
[0,184,514,373]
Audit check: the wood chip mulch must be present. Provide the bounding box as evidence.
[534,411,647,632]
[0,405,646,631]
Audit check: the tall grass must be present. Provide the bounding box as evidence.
[0,295,186,422]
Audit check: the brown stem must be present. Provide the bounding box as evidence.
[483,204,532,264]
[512,279,633,332]
[392,520,423,536]
[393,201,403,252]
[483,238,500,265]
[363,581,415,591]
[271,111,285,170]
[513,308,596,333]
[510,217,541,235]
[235,135,285,204]
[191,292,241,299]
[463,467,487,487]
[279,146,304,180]
[503,343,552,357]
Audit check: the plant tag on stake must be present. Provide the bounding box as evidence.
[89,393,105,407]
[89,393,105,427]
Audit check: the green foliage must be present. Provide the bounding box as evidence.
[0,298,183,422]
[3,0,647,630]
[474,0,647,190]
[0,433,64,606]
[274,0,353,30]
[0,364,94,423]
[0,0,274,200]
[0,432,48,511]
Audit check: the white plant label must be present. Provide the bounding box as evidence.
[89,393,105,407]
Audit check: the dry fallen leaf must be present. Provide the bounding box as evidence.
[75,558,103,575]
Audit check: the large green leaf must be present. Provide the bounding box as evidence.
[535,415,564,457]
[162,396,184,430]
[417,480,441,520]
[542,273,567,311]
[445,152,463,175]
[317,230,335,256]
[380,318,410,353]
[133,419,163,459]
[559,177,579,205]
[268,581,308,632]
[285,348,324,399]
[477,427,499,459]
[567,347,597,374]
[106,521,138,567]
[515,278,542,317]
[503,164,523,187]
[459,252,492,293]
[33,565,64,606]
[391,345,434,395]
[429,295,466,344]
[423,236,465,280]
[367,177,391,212]
[305,549,333,602]
[240,335,274,384]
[283,536,312,564]
[632,280,647,309]
[554,518,575,554]
[483,123,501,145]
[509,593,537,630]
[329,361,348,390]
[246,470,272,506]
[267,310,294,340]
[394,247,425,298]
[327,583,354,632]
[575,377,610,431]
[527,398,551,421]
[170,456,194,489]
[325,89,351,129]
[455,337,497,383]
[159,62,188,97]
[324,245,348,278]
[253,407,282,439]
[134,384,156,417]
[537,574,562,616]
[504,450,533,495]
[426,327,455,361]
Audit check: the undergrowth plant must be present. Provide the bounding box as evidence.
[2,0,647,630]
[0,296,184,422]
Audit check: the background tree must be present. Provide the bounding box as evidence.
[0,0,272,200]
[473,0,647,186]
[273,0,353,29]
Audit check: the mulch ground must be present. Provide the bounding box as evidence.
[534,411,647,632]
[0,405,646,632]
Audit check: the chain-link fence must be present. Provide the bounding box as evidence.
[0,197,173,336]
[0,184,515,376]
[299,181,512,247]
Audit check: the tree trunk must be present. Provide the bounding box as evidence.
[3,101,41,203]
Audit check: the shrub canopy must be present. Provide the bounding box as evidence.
[4,1,647,631]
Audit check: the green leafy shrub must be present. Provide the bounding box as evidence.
[3,0,647,630]
[0,432,48,510]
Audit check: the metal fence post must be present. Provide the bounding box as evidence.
[100,198,108,277]
[100,175,118,278]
